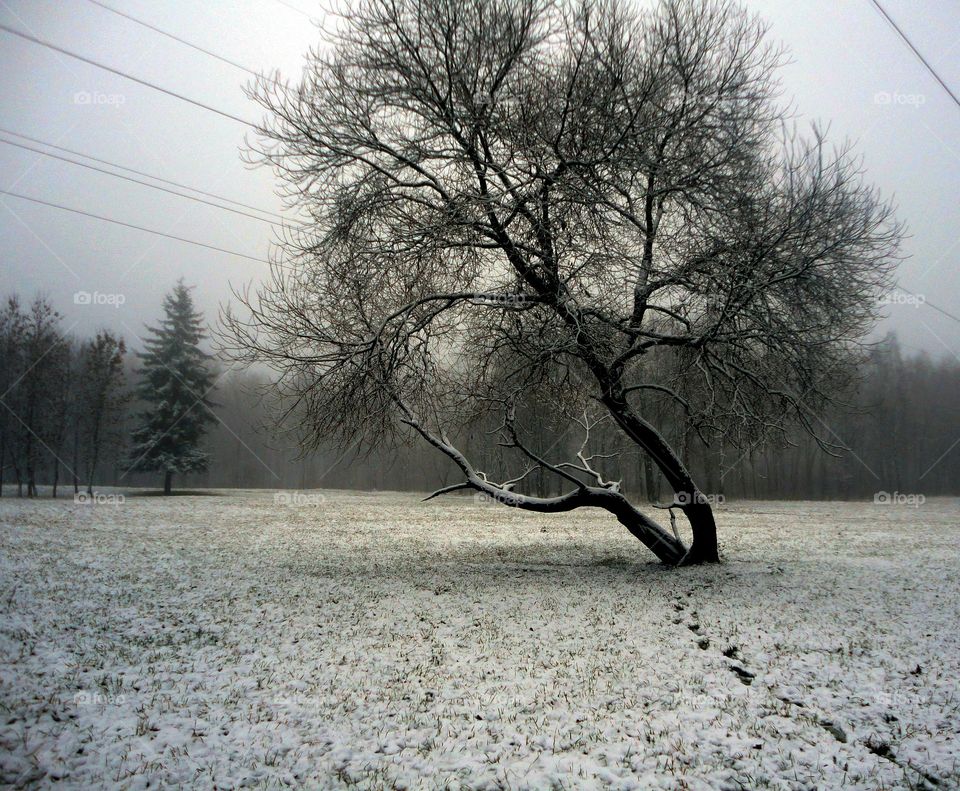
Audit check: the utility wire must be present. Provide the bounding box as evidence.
[84,0,265,80]
[866,2,960,322]
[0,189,270,264]
[0,126,298,223]
[869,0,960,111]
[273,0,318,21]
[0,23,257,127]
[0,136,291,229]
[896,286,960,324]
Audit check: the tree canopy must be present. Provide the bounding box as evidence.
[225,0,903,563]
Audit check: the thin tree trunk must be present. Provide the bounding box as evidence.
[163,470,172,495]
[605,495,686,565]
[26,453,36,497]
[642,455,659,503]
[72,423,80,494]
[86,445,100,496]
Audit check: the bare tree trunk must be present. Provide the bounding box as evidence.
[601,393,720,564]
[86,445,100,496]
[72,421,80,494]
[26,442,36,498]
[163,470,173,495]
[605,496,687,565]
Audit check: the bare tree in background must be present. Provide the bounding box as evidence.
[3,297,67,498]
[0,298,27,497]
[224,0,902,564]
[48,337,75,499]
[78,331,128,496]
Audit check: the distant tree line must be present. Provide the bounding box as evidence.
[0,282,214,497]
[379,332,959,503]
[0,295,127,497]
[0,291,956,501]
[166,333,960,501]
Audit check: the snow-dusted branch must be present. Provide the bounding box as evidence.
[399,401,685,564]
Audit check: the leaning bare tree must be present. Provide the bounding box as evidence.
[224,0,902,564]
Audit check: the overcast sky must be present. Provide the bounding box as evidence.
[0,0,958,358]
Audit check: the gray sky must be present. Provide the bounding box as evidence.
[0,0,958,358]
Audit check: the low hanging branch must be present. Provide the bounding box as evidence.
[404,401,688,565]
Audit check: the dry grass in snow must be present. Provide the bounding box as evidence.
[1,490,959,789]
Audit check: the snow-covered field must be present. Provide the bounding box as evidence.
[1,490,958,790]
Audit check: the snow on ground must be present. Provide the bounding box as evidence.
[0,490,958,789]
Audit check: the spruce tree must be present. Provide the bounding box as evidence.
[129,281,215,494]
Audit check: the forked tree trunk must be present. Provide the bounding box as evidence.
[602,393,720,564]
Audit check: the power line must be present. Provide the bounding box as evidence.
[896,286,960,324]
[0,126,298,223]
[869,0,960,111]
[0,22,257,127]
[0,136,291,229]
[0,189,271,264]
[923,300,960,324]
[273,0,318,21]
[84,0,265,80]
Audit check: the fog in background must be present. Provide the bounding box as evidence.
[1,0,958,357]
[0,0,958,496]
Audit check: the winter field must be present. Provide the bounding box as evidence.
[1,491,958,790]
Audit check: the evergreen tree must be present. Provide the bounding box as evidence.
[129,281,215,494]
